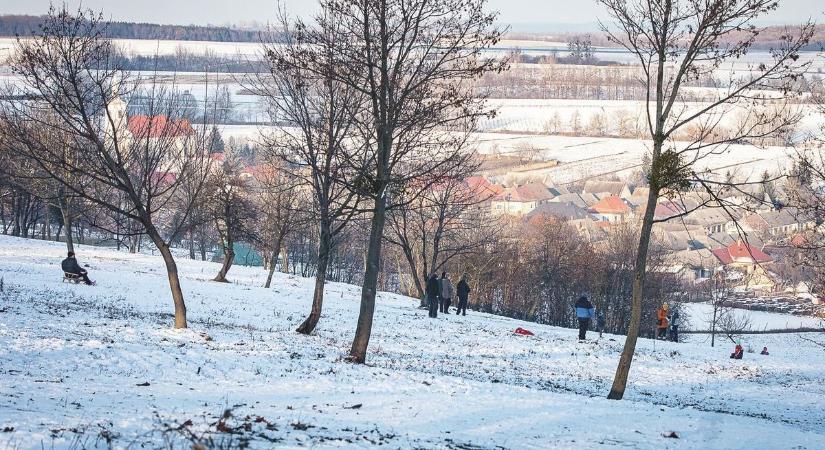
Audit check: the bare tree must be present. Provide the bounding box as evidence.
[206,148,256,283]
[250,157,304,289]
[1,6,214,328]
[385,170,498,301]
[597,0,813,399]
[301,0,505,363]
[253,9,365,334]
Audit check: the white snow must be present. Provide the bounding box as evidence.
[1,235,824,449]
[683,302,824,331]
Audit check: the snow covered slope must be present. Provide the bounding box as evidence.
[0,235,823,449]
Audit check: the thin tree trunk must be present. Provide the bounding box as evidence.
[188,229,196,260]
[607,173,659,400]
[42,204,49,240]
[59,196,74,253]
[146,225,187,329]
[264,235,283,288]
[349,195,387,363]
[213,233,235,282]
[296,225,331,334]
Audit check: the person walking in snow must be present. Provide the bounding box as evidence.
[596,308,606,338]
[61,251,95,285]
[440,272,453,314]
[668,309,680,342]
[574,295,595,340]
[760,346,769,355]
[456,273,471,316]
[426,273,441,318]
[656,304,669,339]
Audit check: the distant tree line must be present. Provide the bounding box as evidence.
[0,14,276,42]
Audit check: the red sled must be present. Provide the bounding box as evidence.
[514,327,534,336]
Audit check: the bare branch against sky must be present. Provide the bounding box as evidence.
[0,0,822,28]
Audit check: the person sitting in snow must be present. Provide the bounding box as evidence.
[61,251,95,285]
[760,346,769,355]
[730,342,744,359]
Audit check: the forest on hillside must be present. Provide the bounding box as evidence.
[0,14,271,42]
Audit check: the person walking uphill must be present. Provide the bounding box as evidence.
[440,272,453,314]
[61,251,95,285]
[426,273,441,318]
[456,273,471,316]
[574,295,595,340]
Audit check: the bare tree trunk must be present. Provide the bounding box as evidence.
[264,236,283,288]
[281,248,289,274]
[296,225,331,334]
[41,204,48,240]
[59,196,74,253]
[607,175,659,400]
[349,196,387,363]
[213,235,235,282]
[188,229,196,260]
[145,225,187,329]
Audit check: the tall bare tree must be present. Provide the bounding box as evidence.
[301,0,505,363]
[597,0,813,399]
[254,10,364,334]
[1,6,214,328]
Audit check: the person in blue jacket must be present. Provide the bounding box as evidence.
[574,295,595,340]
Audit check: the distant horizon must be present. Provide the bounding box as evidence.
[0,0,821,30]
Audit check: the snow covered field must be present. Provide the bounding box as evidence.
[1,235,824,449]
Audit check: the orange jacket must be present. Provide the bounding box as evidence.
[657,308,669,328]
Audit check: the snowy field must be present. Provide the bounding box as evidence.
[1,235,824,449]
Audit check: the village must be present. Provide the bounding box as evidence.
[463,171,824,317]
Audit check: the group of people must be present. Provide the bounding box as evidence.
[425,272,470,318]
[656,303,680,342]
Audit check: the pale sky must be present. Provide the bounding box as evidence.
[0,0,822,29]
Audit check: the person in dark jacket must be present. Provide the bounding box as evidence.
[456,273,471,316]
[61,251,94,285]
[425,273,441,318]
[574,295,595,340]
[668,310,680,342]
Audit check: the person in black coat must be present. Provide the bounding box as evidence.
[61,251,94,285]
[425,273,441,318]
[456,273,471,316]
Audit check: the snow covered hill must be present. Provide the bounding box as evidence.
[0,235,823,449]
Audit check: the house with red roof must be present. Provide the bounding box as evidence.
[491,182,554,216]
[589,195,632,223]
[711,240,775,290]
[127,115,195,139]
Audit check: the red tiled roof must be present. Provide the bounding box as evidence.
[128,115,195,138]
[494,183,553,203]
[653,201,684,219]
[465,176,504,199]
[711,241,772,265]
[590,195,630,215]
